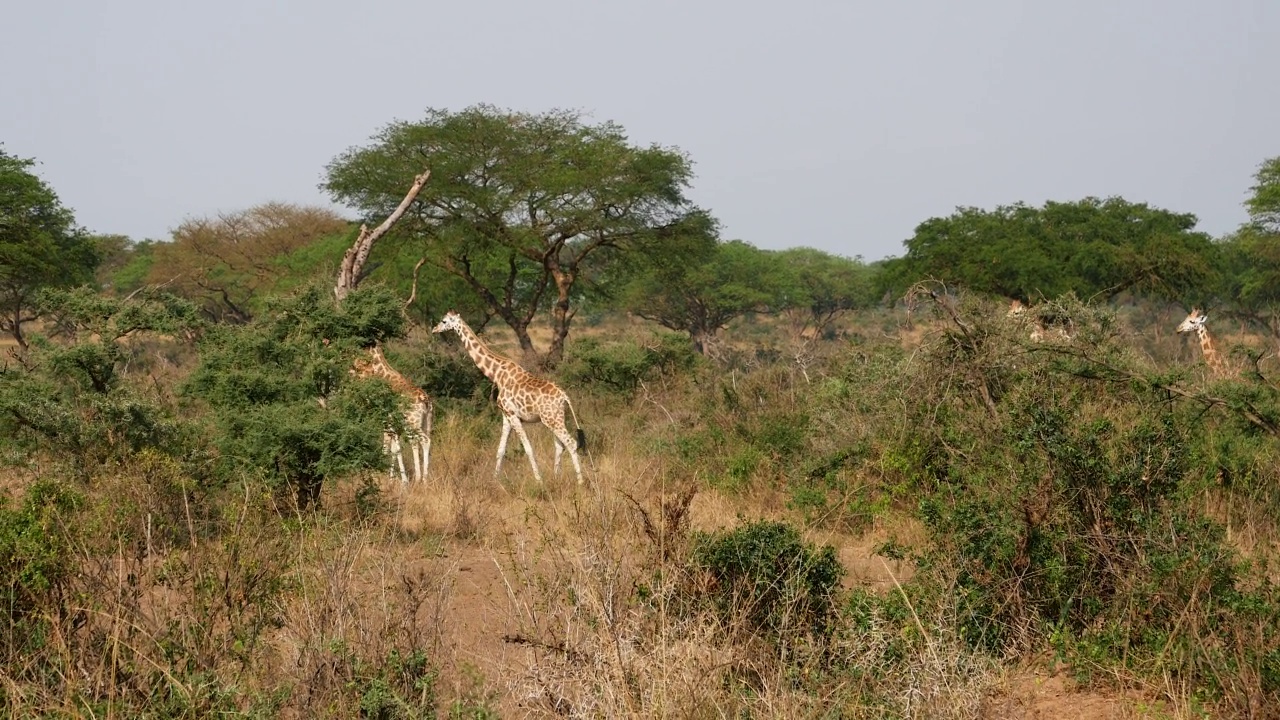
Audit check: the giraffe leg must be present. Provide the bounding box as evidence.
[494,415,513,479]
[552,431,564,477]
[511,419,543,483]
[550,426,584,485]
[408,433,422,483]
[420,403,432,480]
[386,431,407,483]
[419,435,431,481]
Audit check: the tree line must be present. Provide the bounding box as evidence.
[4,109,1279,364]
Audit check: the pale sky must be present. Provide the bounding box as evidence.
[3,0,1276,260]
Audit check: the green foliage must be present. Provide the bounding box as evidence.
[560,331,700,395]
[819,291,1280,710]
[622,239,786,354]
[0,147,100,347]
[773,246,880,330]
[0,289,201,472]
[0,479,81,628]
[321,645,437,720]
[1220,159,1280,339]
[106,238,158,296]
[1246,155,1280,232]
[885,197,1218,305]
[692,520,844,646]
[184,283,409,507]
[147,203,350,323]
[324,104,715,362]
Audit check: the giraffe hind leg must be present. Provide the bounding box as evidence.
[550,426,584,485]
[408,434,422,483]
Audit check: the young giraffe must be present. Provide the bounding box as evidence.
[350,346,433,483]
[430,311,586,485]
[1175,308,1229,380]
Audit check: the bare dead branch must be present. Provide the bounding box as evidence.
[403,256,428,316]
[334,169,431,301]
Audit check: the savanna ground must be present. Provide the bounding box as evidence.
[3,291,1279,719]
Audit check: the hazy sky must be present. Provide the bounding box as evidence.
[3,0,1276,260]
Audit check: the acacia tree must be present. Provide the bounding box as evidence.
[1220,156,1280,339]
[0,148,99,348]
[323,105,714,365]
[885,197,1218,305]
[148,203,350,323]
[622,239,784,356]
[1246,156,1280,233]
[773,247,879,338]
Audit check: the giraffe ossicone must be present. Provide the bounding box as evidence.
[431,311,586,485]
[350,346,433,483]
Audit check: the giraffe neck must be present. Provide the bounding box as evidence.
[452,320,514,383]
[1196,326,1225,376]
[358,348,423,397]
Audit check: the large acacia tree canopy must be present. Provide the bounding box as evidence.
[886,196,1218,304]
[321,105,716,362]
[322,106,704,250]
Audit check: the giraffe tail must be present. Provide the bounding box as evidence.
[567,397,586,452]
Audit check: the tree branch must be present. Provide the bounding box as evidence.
[335,169,431,300]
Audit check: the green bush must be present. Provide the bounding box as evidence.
[829,291,1280,713]
[561,332,699,395]
[691,520,844,647]
[0,479,80,630]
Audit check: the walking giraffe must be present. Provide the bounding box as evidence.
[431,311,586,484]
[351,346,433,483]
[1175,308,1229,380]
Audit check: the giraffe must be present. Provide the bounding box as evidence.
[1007,299,1072,342]
[1175,308,1229,379]
[1007,299,1044,342]
[350,346,433,483]
[431,311,586,485]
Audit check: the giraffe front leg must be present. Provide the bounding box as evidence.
[386,431,407,483]
[511,419,543,483]
[494,415,513,479]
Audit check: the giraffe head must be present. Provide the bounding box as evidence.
[350,355,374,376]
[1176,309,1207,335]
[431,311,465,335]
[1007,299,1026,317]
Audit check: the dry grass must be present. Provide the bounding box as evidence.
[6,303,1276,718]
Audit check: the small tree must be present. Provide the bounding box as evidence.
[148,203,350,323]
[184,284,409,510]
[774,247,878,338]
[622,239,784,356]
[0,148,99,348]
[0,288,201,474]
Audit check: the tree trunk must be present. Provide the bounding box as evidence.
[544,268,575,367]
